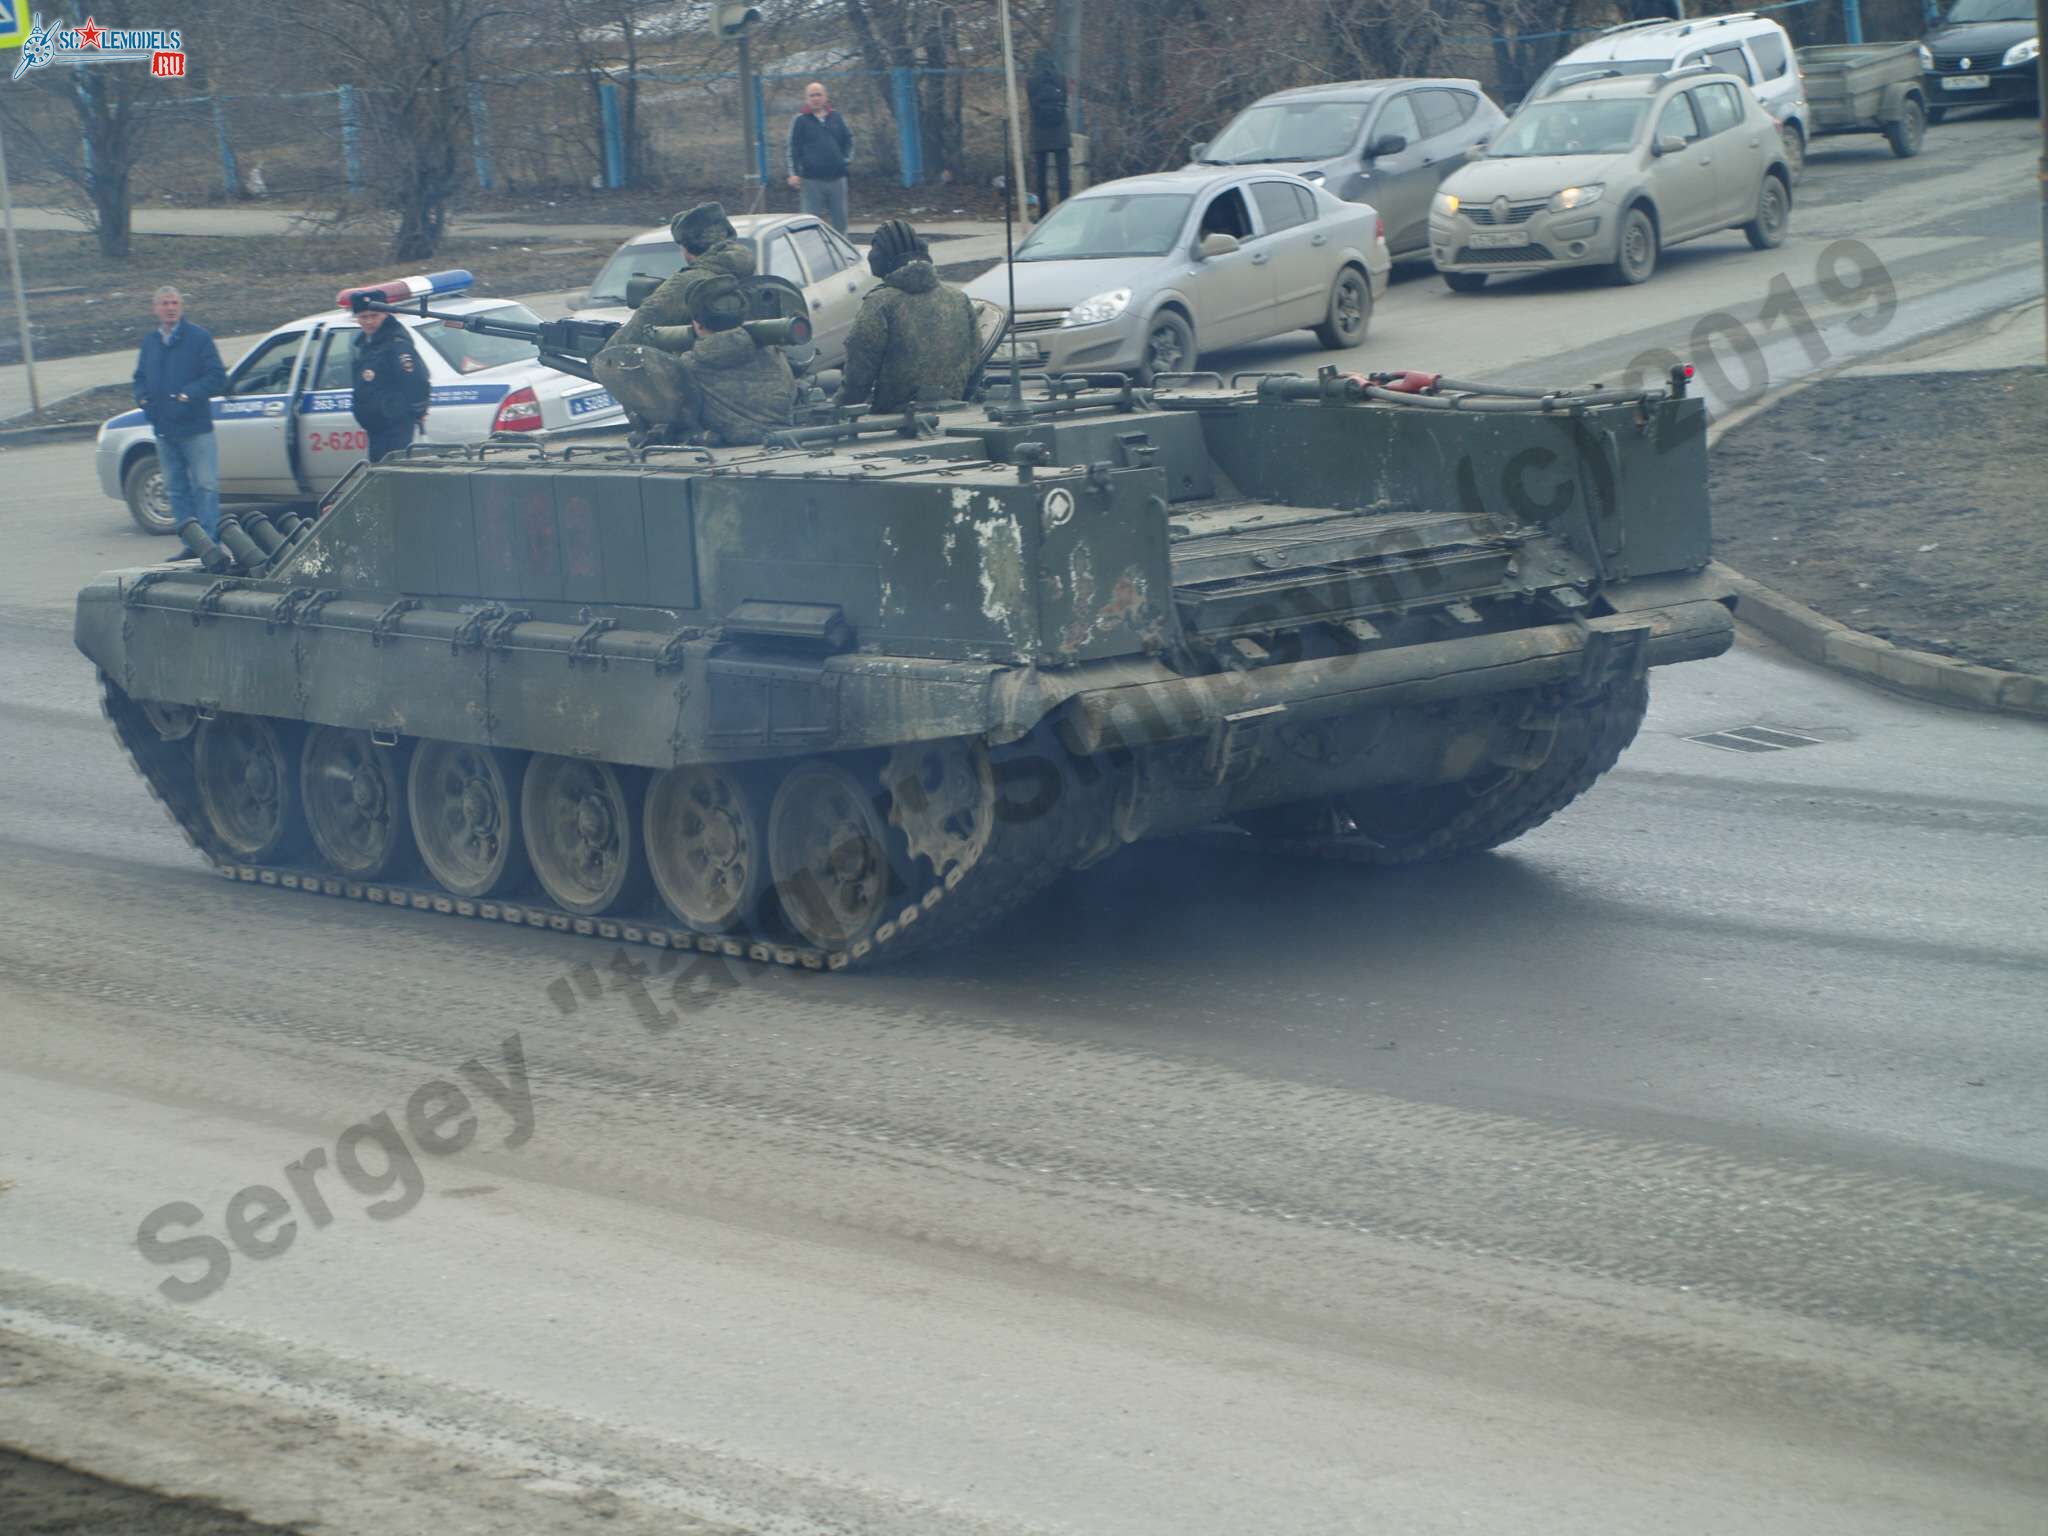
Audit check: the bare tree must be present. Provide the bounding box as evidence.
[310,0,506,260]
[0,5,174,258]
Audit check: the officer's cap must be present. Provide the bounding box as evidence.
[672,202,735,251]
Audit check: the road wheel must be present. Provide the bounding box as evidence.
[768,759,897,951]
[1313,268,1373,348]
[1744,174,1789,250]
[1886,98,1927,157]
[301,726,416,880]
[1138,311,1195,385]
[122,450,176,536]
[522,755,648,916]
[1610,206,1658,286]
[1442,270,1488,293]
[194,714,307,861]
[1925,104,1947,124]
[645,764,768,933]
[409,740,530,898]
[1780,122,1806,183]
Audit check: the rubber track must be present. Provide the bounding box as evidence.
[101,677,1081,974]
[1259,675,1650,867]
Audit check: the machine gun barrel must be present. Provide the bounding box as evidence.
[353,296,619,384]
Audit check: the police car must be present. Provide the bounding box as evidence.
[99,271,626,534]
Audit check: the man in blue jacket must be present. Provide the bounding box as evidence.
[132,286,228,539]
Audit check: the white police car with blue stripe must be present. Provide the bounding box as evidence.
[99,271,625,534]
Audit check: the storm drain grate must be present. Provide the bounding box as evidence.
[1689,725,1826,754]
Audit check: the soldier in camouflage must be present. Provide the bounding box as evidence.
[614,202,755,349]
[594,275,795,447]
[839,219,979,414]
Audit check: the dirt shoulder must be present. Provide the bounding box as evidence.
[1709,367,2048,677]
[3,230,616,367]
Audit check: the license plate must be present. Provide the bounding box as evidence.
[1943,74,1989,90]
[568,389,616,417]
[1467,229,1529,249]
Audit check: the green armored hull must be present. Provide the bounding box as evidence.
[75,370,1733,968]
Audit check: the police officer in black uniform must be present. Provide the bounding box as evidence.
[348,299,432,463]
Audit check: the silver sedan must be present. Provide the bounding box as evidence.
[965,167,1390,383]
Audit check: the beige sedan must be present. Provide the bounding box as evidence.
[1430,70,1793,288]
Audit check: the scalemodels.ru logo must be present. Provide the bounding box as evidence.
[8,11,188,82]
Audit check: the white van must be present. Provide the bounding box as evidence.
[1526,12,1812,179]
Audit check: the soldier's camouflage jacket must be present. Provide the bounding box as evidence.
[678,328,797,445]
[612,238,757,351]
[840,260,978,413]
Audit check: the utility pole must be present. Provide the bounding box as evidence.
[997,0,1031,225]
[716,5,765,212]
[0,121,41,420]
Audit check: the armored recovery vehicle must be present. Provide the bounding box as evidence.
[76,366,1734,970]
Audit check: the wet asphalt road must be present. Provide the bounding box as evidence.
[2,109,2046,1535]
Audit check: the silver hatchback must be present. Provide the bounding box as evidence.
[1430,71,1792,289]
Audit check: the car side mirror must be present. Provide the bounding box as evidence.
[1652,133,1687,157]
[1191,141,1209,161]
[1465,140,1489,159]
[1366,134,1406,159]
[624,275,662,310]
[1196,232,1240,259]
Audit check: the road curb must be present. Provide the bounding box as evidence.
[1712,560,2048,719]
[1705,330,2047,722]
[0,418,100,445]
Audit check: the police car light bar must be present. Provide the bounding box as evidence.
[336,270,475,311]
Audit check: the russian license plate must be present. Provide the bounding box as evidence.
[568,389,616,417]
[1943,74,1990,90]
[1467,229,1529,249]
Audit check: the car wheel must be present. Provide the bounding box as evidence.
[1313,268,1372,348]
[1442,271,1488,293]
[1138,311,1196,385]
[122,450,177,536]
[1925,104,1947,125]
[1610,207,1658,286]
[1780,122,1806,182]
[1886,98,1927,157]
[1744,174,1789,251]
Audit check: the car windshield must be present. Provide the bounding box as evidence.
[586,244,686,305]
[1488,100,1648,157]
[1527,59,1668,100]
[1201,99,1373,163]
[1939,0,2034,20]
[1013,194,1193,260]
[415,304,542,374]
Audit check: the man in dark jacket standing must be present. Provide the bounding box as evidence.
[1027,53,1072,215]
[785,81,853,234]
[840,220,978,415]
[132,286,228,538]
[348,302,432,463]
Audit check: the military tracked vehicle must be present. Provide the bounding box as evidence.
[76,365,1734,970]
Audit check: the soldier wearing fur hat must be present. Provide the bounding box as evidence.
[593,275,796,447]
[840,219,978,415]
[607,201,755,353]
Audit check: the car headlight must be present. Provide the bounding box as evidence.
[1432,191,1460,217]
[1063,288,1132,327]
[2002,37,2038,68]
[1548,184,1604,212]
[1916,43,1933,69]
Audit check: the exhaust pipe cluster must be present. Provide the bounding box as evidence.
[176,508,312,577]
